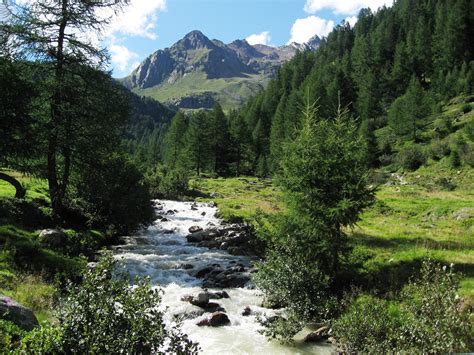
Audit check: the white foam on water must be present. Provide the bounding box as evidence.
[114,200,332,354]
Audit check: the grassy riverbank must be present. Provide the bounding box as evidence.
[193,165,474,303]
[0,172,83,324]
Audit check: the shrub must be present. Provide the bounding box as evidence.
[398,261,473,353]
[146,165,189,199]
[426,139,451,160]
[450,149,461,168]
[0,320,25,353]
[332,295,403,353]
[20,255,198,354]
[465,119,474,141]
[461,103,472,114]
[75,154,154,234]
[333,260,474,353]
[396,145,426,170]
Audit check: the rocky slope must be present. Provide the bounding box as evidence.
[122,30,320,110]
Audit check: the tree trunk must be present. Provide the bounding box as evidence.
[48,0,68,218]
[0,172,26,198]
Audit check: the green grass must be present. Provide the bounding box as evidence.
[193,169,474,302]
[192,176,283,222]
[0,273,56,324]
[133,71,266,110]
[0,170,49,202]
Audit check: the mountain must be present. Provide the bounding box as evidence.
[122,30,320,110]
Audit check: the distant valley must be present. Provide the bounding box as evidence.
[121,30,320,110]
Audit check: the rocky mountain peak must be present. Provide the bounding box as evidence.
[176,30,214,50]
[123,30,321,109]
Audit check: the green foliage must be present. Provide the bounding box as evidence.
[254,102,374,341]
[185,111,213,176]
[334,260,474,353]
[388,77,433,142]
[20,255,198,354]
[461,103,472,114]
[74,154,154,234]
[145,164,189,199]
[332,295,403,353]
[396,144,426,170]
[0,320,25,353]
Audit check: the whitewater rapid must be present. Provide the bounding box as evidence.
[113,200,332,354]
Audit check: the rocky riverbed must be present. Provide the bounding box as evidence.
[113,200,332,354]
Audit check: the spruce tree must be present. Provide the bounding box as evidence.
[164,112,187,169]
[185,111,212,176]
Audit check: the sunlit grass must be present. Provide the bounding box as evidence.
[0,170,49,202]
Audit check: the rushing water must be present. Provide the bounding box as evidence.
[113,200,332,354]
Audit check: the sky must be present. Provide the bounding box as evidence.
[5,0,394,77]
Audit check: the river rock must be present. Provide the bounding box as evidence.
[242,306,252,316]
[186,292,210,307]
[38,228,67,248]
[186,230,218,243]
[174,263,194,270]
[188,225,203,234]
[304,325,330,343]
[197,312,230,327]
[202,302,226,313]
[173,309,205,321]
[208,291,230,299]
[0,296,39,331]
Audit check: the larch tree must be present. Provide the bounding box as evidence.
[1,0,128,217]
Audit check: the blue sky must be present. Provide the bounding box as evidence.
[104,0,394,78]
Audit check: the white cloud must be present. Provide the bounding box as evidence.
[101,0,167,41]
[245,31,271,46]
[288,16,334,44]
[304,0,394,15]
[345,16,358,27]
[109,44,139,72]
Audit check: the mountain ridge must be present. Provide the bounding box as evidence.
[122,30,320,110]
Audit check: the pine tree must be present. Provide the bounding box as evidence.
[185,111,212,176]
[210,104,230,175]
[228,110,251,176]
[389,77,432,142]
[164,112,187,169]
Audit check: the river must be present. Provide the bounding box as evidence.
[113,200,332,354]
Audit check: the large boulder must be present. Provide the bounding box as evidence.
[0,296,39,331]
[181,292,210,307]
[186,229,219,243]
[197,312,230,327]
[38,228,67,248]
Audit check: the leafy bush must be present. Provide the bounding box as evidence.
[461,103,472,114]
[0,320,25,353]
[332,295,403,353]
[146,165,189,199]
[396,145,426,170]
[75,154,154,234]
[333,260,474,353]
[426,139,451,160]
[465,119,474,141]
[20,255,198,354]
[254,238,333,342]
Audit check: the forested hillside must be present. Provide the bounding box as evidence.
[1,0,473,353]
[158,0,473,179]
